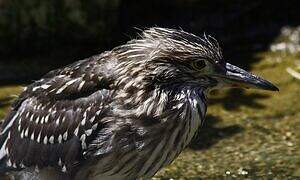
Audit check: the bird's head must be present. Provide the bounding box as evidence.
[114,28,279,92]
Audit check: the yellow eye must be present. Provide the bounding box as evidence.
[192,60,206,70]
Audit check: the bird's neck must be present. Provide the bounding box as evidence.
[131,85,207,123]
[174,87,207,147]
[114,81,207,127]
[171,86,207,127]
[137,86,207,157]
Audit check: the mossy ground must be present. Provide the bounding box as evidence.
[0,51,299,179]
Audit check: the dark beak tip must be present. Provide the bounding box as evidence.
[260,81,279,92]
[274,86,279,91]
[269,86,279,92]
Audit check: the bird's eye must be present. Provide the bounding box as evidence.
[191,60,206,70]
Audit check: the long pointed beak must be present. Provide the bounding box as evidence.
[221,63,279,91]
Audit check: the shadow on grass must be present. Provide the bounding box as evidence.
[189,115,244,150]
[208,89,271,111]
[0,97,14,109]
[189,88,271,150]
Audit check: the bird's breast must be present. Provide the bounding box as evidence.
[81,88,207,179]
[137,88,207,178]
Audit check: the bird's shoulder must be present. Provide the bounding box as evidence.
[18,53,115,104]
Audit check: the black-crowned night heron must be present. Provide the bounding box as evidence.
[0,28,278,180]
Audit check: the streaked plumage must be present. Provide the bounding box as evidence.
[0,27,278,180]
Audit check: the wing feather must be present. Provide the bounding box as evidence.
[0,53,114,173]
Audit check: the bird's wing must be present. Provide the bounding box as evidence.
[0,53,114,173]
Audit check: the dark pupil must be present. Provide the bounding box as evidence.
[194,60,206,69]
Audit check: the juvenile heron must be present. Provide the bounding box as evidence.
[0,28,278,180]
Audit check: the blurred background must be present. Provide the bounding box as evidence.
[0,0,299,179]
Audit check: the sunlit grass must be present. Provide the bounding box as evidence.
[0,86,23,119]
